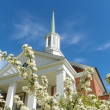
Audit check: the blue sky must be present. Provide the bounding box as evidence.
[0,0,110,92]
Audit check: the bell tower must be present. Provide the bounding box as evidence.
[45,11,63,56]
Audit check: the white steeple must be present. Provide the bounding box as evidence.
[45,11,63,56]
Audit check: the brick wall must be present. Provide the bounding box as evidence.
[75,75,103,97]
[99,95,109,100]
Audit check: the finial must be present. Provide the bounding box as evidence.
[51,10,55,33]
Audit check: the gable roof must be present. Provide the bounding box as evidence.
[0,50,77,79]
[69,61,90,69]
[0,50,65,72]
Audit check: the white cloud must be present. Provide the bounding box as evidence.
[0,60,7,70]
[96,42,110,51]
[61,33,84,45]
[73,58,86,64]
[12,14,86,50]
[13,18,47,42]
[60,19,85,46]
[70,35,82,44]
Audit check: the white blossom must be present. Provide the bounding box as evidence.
[1,44,110,110]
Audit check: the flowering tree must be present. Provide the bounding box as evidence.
[106,74,110,85]
[0,44,110,110]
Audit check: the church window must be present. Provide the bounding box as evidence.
[48,36,51,46]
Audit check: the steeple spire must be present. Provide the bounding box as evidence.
[51,10,55,33]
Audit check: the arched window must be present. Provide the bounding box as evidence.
[48,36,51,46]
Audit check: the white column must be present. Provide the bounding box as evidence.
[51,35,53,47]
[5,82,16,109]
[24,93,28,105]
[46,38,48,47]
[27,94,37,110]
[73,81,76,91]
[56,68,66,94]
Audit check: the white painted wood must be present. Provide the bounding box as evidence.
[63,65,75,81]
[19,53,58,67]
[73,81,76,91]
[0,76,23,85]
[27,94,37,110]
[56,68,66,94]
[45,33,63,56]
[5,82,16,109]
[24,93,28,106]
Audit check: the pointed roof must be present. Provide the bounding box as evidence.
[51,11,55,33]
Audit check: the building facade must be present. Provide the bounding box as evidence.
[0,12,108,109]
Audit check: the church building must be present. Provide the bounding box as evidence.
[0,12,108,110]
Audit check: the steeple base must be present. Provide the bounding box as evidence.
[45,48,64,56]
